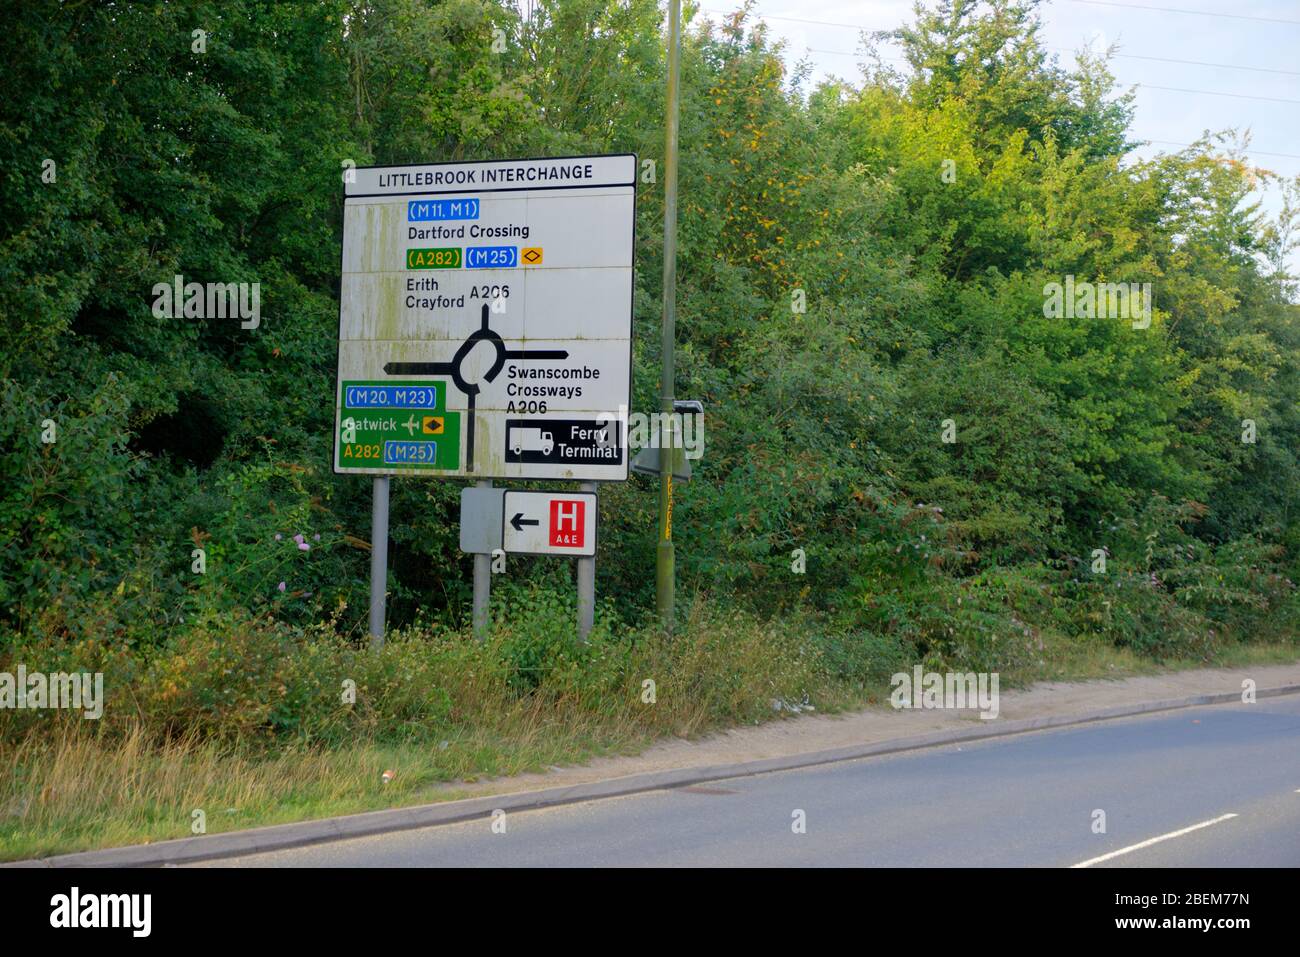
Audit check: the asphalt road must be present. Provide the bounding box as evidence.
[198,694,1300,867]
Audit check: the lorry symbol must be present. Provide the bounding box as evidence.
[509,426,554,456]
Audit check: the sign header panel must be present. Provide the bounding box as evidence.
[334,153,635,480]
[346,154,636,197]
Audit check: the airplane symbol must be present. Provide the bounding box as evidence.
[403,414,418,435]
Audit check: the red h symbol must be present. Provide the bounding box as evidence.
[549,499,585,548]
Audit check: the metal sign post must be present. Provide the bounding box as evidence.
[368,475,390,648]
[576,481,597,640]
[471,479,492,641]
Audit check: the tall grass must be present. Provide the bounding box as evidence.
[0,596,841,858]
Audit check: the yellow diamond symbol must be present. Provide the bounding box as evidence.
[422,416,444,435]
[522,247,543,265]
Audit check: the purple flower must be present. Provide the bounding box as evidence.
[314,533,321,541]
[298,542,310,551]
[293,533,305,545]
[277,581,286,592]
[275,533,282,541]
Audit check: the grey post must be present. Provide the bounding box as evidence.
[577,480,597,641]
[368,475,390,649]
[472,479,492,641]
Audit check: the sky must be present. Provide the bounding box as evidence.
[691,0,1300,274]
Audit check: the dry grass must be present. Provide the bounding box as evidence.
[0,604,806,860]
[0,707,653,861]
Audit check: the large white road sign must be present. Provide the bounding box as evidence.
[333,154,635,480]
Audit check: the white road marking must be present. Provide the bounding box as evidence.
[1071,813,1239,868]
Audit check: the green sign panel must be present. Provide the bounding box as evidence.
[336,380,461,471]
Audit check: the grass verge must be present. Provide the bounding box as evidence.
[2,580,1296,861]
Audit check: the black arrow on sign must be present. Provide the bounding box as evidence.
[510,513,539,532]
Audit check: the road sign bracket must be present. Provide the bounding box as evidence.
[630,444,692,481]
